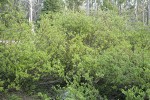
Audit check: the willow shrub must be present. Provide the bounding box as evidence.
[37,11,150,99]
[0,10,149,100]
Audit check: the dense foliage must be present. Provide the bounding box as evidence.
[0,0,150,100]
[43,0,63,12]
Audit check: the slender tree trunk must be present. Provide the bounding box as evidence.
[29,0,34,33]
[146,0,150,25]
[86,0,90,15]
[143,9,145,25]
[100,0,103,6]
[118,3,121,15]
[146,1,149,25]
[143,0,145,25]
[134,0,138,21]
[29,0,33,23]
[94,0,97,15]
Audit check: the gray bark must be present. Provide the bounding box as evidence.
[86,0,90,15]
[134,0,138,21]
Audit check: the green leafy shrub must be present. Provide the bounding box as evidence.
[7,94,22,100]
[0,7,150,100]
[122,86,145,100]
[36,11,150,99]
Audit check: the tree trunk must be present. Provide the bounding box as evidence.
[134,0,138,21]
[29,0,33,23]
[118,3,121,15]
[94,0,97,15]
[143,0,147,25]
[86,0,90,15]
[146,0,150,25]
[29,0,34,33]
